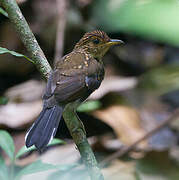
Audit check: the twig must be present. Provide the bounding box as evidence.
[54,0,68,64]
[1,0,104,179]
[100,108,179,167]
[0,0,51,79]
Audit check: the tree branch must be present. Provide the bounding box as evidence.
[0,0,51,79]
[0,0,104,179]
[63,103,104,180]
[100,108,179,167]
[54,0,68,63]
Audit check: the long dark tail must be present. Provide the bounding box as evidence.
[25,105,63,150]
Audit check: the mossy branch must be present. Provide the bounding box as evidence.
[63,103,104,180]
[0,0,104,179]
[0,0,51,79]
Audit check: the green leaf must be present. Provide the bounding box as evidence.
[15,138,65,159]
[0,130,15,162]
[0,97,8,105]
[48,138,66,146]
[0,156,9,180]
[15,160,57,180]
[77,100,101,112]
[47,166,88,180]
[15,160,77,180]
[0,47,33,63]
[0,7,8,17]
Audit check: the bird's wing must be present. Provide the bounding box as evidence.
[53,73,88,103]
[43,70,103,104]
[43,52,103,103]
[43,52,88,101]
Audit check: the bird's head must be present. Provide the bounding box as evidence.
[74,30,124,60]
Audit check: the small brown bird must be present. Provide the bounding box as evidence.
[25,30,123,150]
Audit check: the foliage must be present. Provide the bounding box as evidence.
[77,100,101,112]
[0,130,73,180]
[0,7,8,17]
[0,97,8,105]
[0,47,33,63]
[0,131,15,162]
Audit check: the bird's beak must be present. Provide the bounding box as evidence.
[107,39,124,46]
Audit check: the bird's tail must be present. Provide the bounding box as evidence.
[25,105,63,150]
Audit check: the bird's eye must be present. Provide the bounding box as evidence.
[93,39,100,44]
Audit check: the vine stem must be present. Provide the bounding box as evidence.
[0,0,104,179]
[63,103,104,180]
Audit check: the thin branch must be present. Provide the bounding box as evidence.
[0,0,52,79]
[63,103,104,180]
[54,0,68,64]
[100,108,179,167]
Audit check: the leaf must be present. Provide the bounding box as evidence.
[93,105,147,148]
[0,7,8,17]
[0,130,15,162]
[0,156,9,180]
[15,138,65,159]
[47,166,88,180]
[0,96,8,105]
[77,100,101,112]
[15,160,77,180]
[0,47,33,63]
[14,160,57,180]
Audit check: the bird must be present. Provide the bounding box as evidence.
[25,30,123,150]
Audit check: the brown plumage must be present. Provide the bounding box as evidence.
[25,30,123,150]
